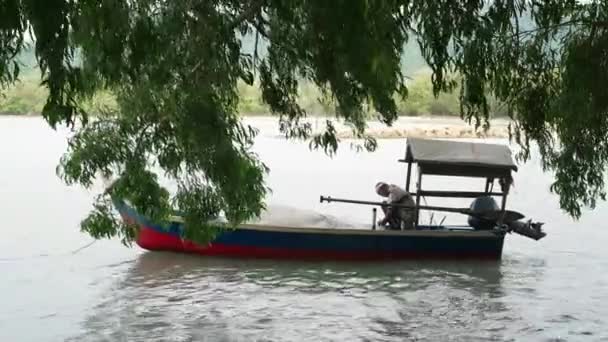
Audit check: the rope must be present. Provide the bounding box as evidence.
[70,240,97,254]
[0,239,98,262]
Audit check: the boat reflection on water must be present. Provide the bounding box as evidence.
[127,251,506,294]
[70,252,546,341]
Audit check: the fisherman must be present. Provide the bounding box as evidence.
[375,182,416,230]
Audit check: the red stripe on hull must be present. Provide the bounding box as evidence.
[136,225,184,252]
[136,226,501,260]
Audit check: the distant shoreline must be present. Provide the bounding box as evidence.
[0,112,39,117]
[240,115,511,140]
[1,113,511,139]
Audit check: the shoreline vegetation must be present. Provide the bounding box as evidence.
[1,70,510,139]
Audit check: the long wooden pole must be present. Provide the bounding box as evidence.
[319,196,524,223]
[322,196,469,214]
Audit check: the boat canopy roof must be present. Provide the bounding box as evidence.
[402,138,518,178]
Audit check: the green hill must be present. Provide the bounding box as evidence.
[6,19,530,118]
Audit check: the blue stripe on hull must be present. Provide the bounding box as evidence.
[214,228,505,256]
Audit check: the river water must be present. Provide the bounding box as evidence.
[1,116,607,342]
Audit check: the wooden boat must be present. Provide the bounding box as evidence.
[114,138,546,260]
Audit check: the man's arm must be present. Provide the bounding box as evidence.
[380,204,394,226]
[378,200,391,226]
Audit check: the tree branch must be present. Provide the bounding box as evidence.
[228,0,265,31]
[250,19,270,40]
[497,18,608,41]
[189,1,267,75]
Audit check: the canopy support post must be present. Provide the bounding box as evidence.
[405,161,412,192]
[498,193,509,227]
[415,165,423,228]
[498,176,511,226]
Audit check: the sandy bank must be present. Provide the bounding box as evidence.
[241,116,511,139]
[1,114,511,139]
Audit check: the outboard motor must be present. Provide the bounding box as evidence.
[468,196,499,230]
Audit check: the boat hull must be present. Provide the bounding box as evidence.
[137,224,505,260]
[117,203,505,260]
